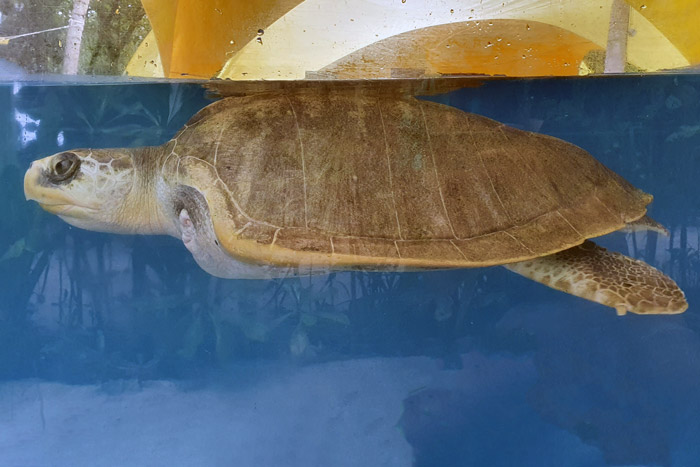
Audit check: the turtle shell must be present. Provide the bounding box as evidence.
[163,91,651,268]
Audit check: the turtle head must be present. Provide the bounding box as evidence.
[24,148,147,233]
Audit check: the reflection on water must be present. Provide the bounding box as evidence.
[0,76,699,466]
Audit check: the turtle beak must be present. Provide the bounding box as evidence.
[24,157,95,214]
[24,158,48,202]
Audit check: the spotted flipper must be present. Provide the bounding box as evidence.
[505,240,688,315]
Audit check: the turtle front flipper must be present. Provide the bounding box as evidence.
[504,241,688,315]
[174,185,296,280]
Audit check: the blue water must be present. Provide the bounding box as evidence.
[1,76,699,466]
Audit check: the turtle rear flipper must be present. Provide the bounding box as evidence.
[505,240,688,315]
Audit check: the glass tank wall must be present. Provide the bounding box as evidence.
[1,75,699,465]
[1,0,700,466]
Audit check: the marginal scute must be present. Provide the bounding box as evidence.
[397,240,465,262]
[507,210,581,252]
[275,228,330,253]
[238,223,278,244]
[332,236,400,259]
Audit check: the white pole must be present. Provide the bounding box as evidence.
[62,0,91,75]
[604,0,630,74]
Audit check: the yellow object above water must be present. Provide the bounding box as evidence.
[126,0,699,79]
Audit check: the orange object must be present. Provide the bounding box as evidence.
[141,0,304,78]
[321,20,601,78]
[132,0,696,80]
[627,0,700,66]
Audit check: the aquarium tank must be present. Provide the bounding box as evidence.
[0,1,699,466]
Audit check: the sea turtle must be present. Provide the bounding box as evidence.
[24,90,687,315]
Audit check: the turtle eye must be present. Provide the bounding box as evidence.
[49,152,80,183]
